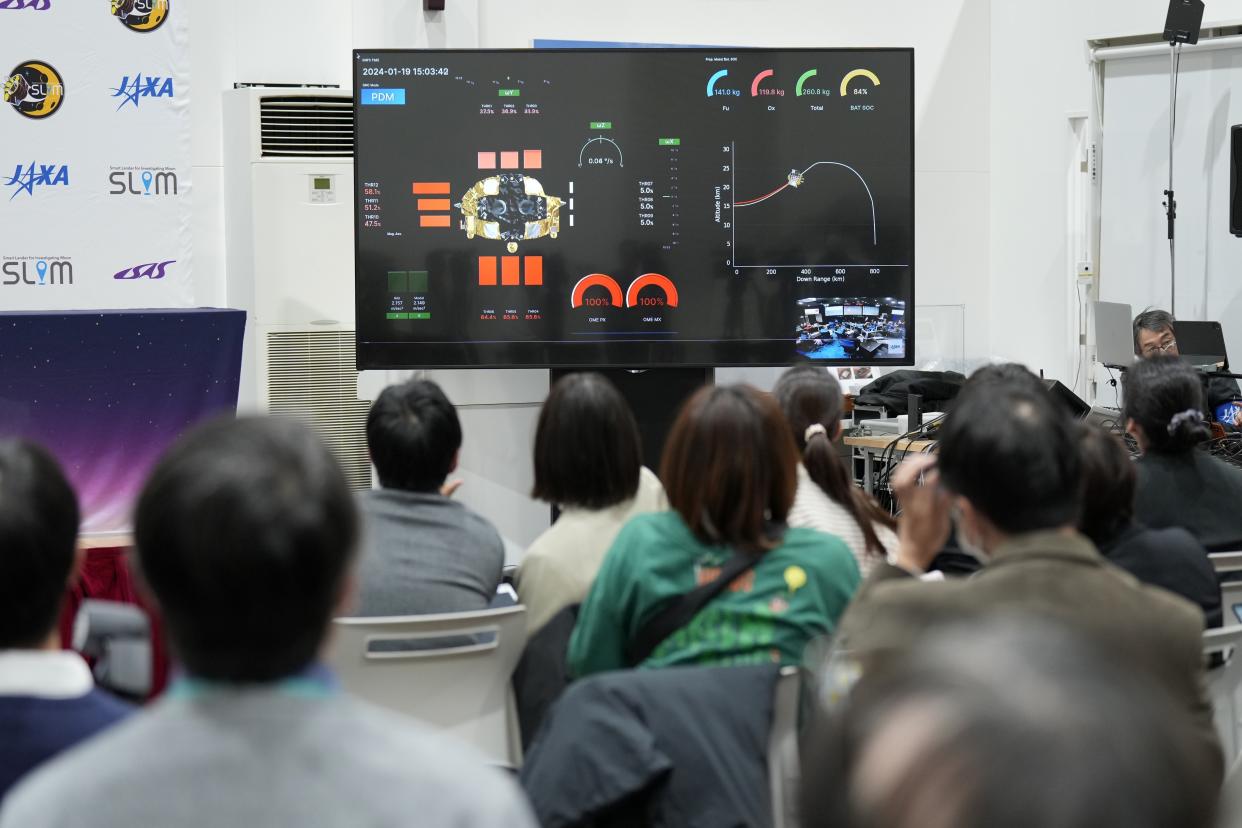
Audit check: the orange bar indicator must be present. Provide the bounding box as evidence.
[417,198,451,211]
[523,149,542,169]
[420,215,451,228]
[412,182,451,195]
[524,256,543,286]
[478,257,498,286]
[500,151,520,169]
[501,256,520,285]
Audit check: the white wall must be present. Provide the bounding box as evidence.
[989,0,1242,387]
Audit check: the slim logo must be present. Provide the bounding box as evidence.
[114,260,174,280]
[2,259,72,286]
[5,163,69,200]
[109,169,177,196]
[0,0,52,9]
[111,74,173,110]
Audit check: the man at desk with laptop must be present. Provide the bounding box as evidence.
[1131,309,1242,427]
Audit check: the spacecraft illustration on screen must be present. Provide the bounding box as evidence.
[456,173,563,253]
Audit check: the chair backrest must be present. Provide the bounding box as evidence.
[328,605,528,767]
[1211,552,1242,576]
[767,666,801,828]
[1205,626,1242,770]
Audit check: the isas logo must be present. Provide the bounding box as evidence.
[111,73,173,110]
[3,61,64,119]
[111,0,167,32]
[109,166,177,196]
[0,1,52,9]
[114,260,174,280]
[5,163,69,201]
[2,257,73,287]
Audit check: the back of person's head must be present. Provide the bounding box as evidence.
[1123,355,1210,454]
[661,384,798,553]
[773,365,894,557]
[965,362,1047,396]
[531,372,641,510]
[135,417,357,682]
[937,378,1081,534]
[1077,426,1137,547]
[802,618,1218,828]
[1133,308,1176,356]
[0,440,79,649]
[366,378,462,492]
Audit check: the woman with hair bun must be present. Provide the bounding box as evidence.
[774,366,898,576]
[1124,355,1242,550]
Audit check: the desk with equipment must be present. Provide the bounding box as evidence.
[844,433,937,496]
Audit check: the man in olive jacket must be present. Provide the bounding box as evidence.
[835,368,1221,783]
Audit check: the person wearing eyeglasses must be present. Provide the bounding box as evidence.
[1133,309,1242,426]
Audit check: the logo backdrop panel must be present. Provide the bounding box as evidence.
[1,0,192,309]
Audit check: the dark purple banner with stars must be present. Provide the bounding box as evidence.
[0,308,245,534]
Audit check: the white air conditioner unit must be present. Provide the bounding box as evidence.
[223,87,370,490]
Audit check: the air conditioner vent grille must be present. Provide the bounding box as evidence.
[264,329,371,490]
[259,95,354,158]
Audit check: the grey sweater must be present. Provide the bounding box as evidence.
[355,489,505,616]
[0,686,535,827]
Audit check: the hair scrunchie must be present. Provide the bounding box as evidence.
[1167,408,1205,435]
[804,423,829,443]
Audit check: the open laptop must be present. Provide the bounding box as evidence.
[1174,320,1230,372]
[1094,301,1135,369]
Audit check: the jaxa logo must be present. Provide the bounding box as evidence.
[5,163,69,201]
[111,74,173,110]
[0,1,53,9]
[3,61,64,119]
[114,259,174,280]
[111,0,168,32]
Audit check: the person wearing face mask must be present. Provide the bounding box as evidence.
[832,365,1221,783]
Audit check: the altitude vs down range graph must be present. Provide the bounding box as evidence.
[354,48,914,369]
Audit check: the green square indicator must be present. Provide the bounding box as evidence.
[409,312,432,320]
[498,89,520,97]
[386,312,410,320]
[409,271,429,292]
[658,138,681,146]
[387,271,409,292]
[589,121,612,130]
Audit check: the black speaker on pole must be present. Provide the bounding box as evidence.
[1232,124,1242,237]
[1164,0,1205,44]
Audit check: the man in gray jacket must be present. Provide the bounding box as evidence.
[835,369,1221,783]
[357,378,505,616]
[0,418,534,828]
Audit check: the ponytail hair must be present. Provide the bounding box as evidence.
[1122,356,1211,453]
[773,366,895,558]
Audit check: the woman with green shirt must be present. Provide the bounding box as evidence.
[568,384,861,676]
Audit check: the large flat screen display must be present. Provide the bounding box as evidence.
[354,48,914,368]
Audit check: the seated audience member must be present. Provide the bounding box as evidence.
[774,365,898,576]
[1078,425,1221,627]
[0,418,533,827]
[568,384,861,676]
[835,370,1220,779]
[1134,308,1242,423]
[1125,355,1242,550]
[803,618,1218,828]
[356,378,505,615]
[516,373,666,635]
[0,441,131,799]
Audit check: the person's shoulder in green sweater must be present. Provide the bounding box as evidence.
[568,511,859,677]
